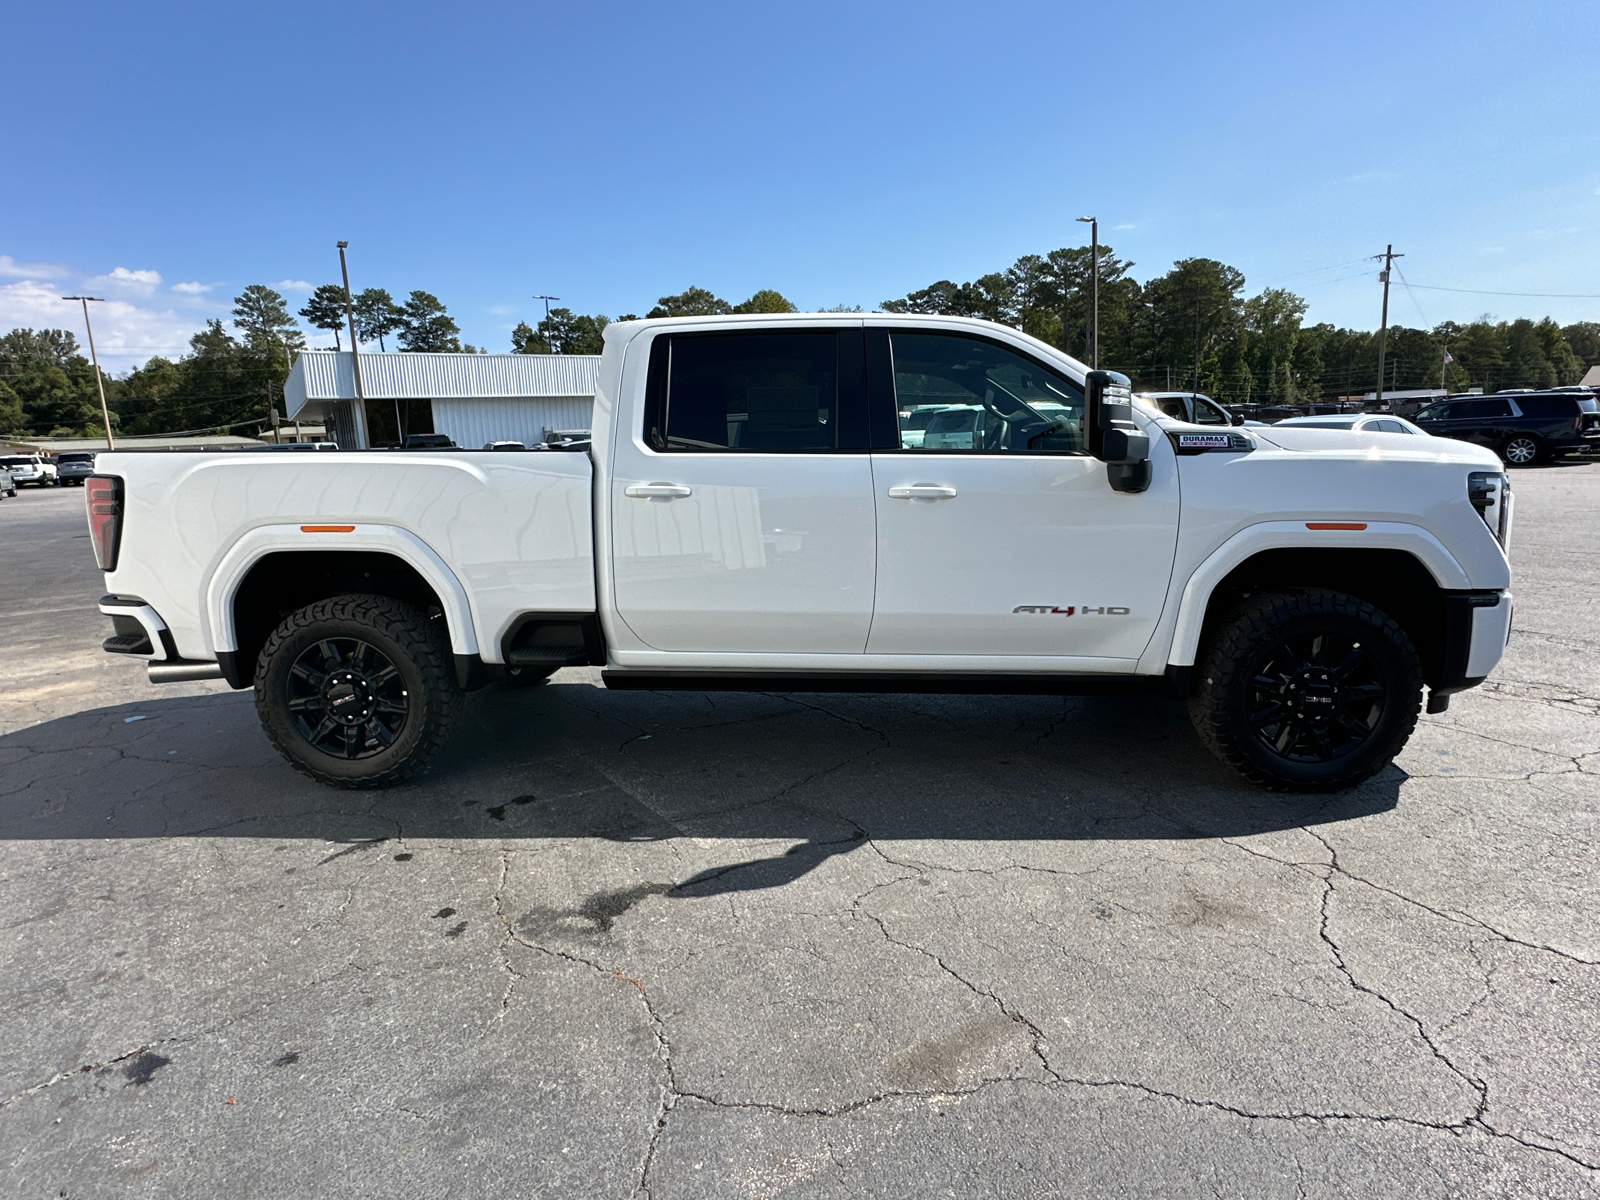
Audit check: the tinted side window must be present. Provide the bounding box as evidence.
[1192,398,1230,425]
[889,332,1085,453]
[1514,396,1572,418]
[661,332,837,452]
[1458,399,1513,419]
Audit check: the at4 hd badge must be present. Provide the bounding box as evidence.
[1012,605,1131,615]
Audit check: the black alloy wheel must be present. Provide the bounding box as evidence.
[285,636,410,759]
[1245,631,1387,765]
[255,593,462,788]
[1189,589,1423,792]
[1502,435,1541,466]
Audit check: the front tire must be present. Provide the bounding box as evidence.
[255,594,462,788]
[1189,589,1422,792]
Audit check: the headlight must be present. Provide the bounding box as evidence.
[1467,470,1511,548]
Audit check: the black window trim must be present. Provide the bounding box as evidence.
[868,325,1092,457]
[639,326,870,455]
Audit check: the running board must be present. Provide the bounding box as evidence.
[600,671,1169,697]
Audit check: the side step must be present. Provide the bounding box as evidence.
[600,671,1168,697]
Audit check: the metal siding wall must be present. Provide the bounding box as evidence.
[431,397,594,448]
[291,351,599,401]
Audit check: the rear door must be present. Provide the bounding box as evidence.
[609,324,877,653]
[865,328,1180,662]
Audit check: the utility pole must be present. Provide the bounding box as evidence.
[533,295,559,329]
[62,296,114,449]
[1075,216,1098,368]
[1372,244,1402,411]
[336,242,372,448]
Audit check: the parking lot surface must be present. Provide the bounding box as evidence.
[1,473,1597,1198]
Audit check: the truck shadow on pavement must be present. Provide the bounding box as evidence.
[0,677,1402,894]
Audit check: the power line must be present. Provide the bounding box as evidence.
[1404,283,1600,299]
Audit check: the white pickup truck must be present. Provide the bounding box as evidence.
[86,314,1514,792]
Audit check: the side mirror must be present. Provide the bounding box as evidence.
[1085,370,1151,492]
[1231,411,1246,426]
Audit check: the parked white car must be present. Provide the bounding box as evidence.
[0,454,58,487]
[1273,414,1428,436]
[87,314,1513,793]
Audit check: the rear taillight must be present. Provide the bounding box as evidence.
[85,475,123,571]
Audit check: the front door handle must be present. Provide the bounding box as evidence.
[624,484,693,499]
[887,484,958,499]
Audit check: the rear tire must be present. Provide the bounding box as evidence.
[1189,589,1422,792]
[1502,435,1542,466]
[255,594,462,788]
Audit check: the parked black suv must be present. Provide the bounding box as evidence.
[1411,391,1600,465]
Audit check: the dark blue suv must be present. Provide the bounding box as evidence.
[1412,391,1600,465]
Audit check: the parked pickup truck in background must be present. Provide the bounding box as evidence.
[86,314,1515,792]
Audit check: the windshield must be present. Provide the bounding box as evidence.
[0,457,36,467]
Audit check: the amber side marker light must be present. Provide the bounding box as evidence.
[1306,522,1367,531]
[301,525,356,533]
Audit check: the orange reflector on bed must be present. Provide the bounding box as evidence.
[300,525,355,533]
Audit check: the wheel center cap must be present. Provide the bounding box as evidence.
[324,671,375,724]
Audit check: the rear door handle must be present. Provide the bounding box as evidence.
[887,484,958,499]
[624,484,693,499]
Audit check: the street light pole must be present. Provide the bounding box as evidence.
[1076,217,1098,368]
[62,296,114,449]
[336,242,372,448]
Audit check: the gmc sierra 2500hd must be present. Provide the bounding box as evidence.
[86,313,1514,792]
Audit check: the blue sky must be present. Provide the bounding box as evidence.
[3,0,1597,370]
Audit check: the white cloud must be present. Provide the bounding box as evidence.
[171,280,213,295]
[86,266,164,296]
[273,279,313,292]
[1112,223,1136,231]
[0,255,71,279]
[0,279,204,372]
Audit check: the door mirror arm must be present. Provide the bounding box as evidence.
[1084,370,1151,493]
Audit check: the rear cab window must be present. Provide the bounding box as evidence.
[643,329,868,452]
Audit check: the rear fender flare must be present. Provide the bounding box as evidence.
[204,524,480,657]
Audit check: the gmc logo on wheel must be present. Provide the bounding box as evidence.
[1012,605,1131,615]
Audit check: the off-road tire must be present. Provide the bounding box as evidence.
[498,663,560,687]
[1189,589,1423,792]
[255,594,462,788]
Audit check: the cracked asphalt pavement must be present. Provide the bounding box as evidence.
[2,470,1597,1198]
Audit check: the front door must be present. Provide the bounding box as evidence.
[610,324,877,653]
[866,329,1180,662]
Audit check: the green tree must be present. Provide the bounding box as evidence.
[647,287,733,318]
[510,321,550,354]
[1561,322,1600,369]
[397,291,461,352]
[1141,258,1246,393]
[732,289,798,314]
[232,285,305,355]
[1504,319,1556,389]
[0,380,27,435]
[354,288,404,350]
[1536,318,1583,384]
[0,327,80,366]
[511,308,609,354]
[299,284,350,350]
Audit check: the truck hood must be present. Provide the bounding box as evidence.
[1248,425,1503,468]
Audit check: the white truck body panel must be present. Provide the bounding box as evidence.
[97,450,593,664]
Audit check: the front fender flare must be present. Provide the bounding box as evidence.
[1164,521,1471,668]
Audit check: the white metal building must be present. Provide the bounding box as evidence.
[283,351,599,448]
